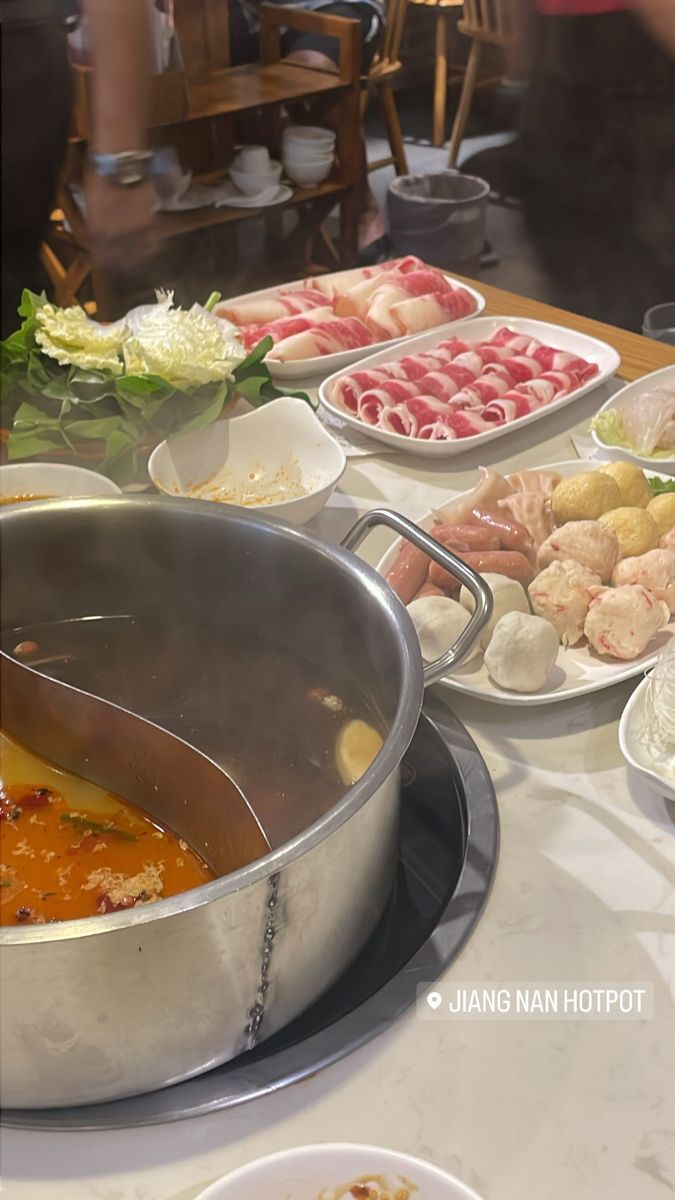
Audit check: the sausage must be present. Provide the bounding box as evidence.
[429,549,535,590]
[410,582,448,601]
[385,541,433,603]
[470,506,534,556]
[432,522,500,551]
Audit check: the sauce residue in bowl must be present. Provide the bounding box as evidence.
[183,460,321,507]
[0,730,214,926]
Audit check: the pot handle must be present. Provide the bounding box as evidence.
[341,508,493,686]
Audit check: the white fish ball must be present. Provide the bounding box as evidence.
[407,596,471,662]
[484,610,559,692]
[460,573,530,650]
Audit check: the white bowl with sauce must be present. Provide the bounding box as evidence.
[194,1143,485,1200]
[148,396,347,525]
[0,462,122,505]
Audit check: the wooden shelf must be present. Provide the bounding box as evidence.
[154,180,347,238]
[186,63,349,121]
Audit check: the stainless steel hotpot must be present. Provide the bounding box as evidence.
[0,498,491,1108]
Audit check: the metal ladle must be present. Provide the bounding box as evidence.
[0,651,271,875]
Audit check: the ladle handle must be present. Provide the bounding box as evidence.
[341,508,493,686]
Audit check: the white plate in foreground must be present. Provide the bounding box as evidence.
[376,460,674,706]
[320,316,621,459]
[218,276,485,381]
[619,677,675,802]
[590,363,675,475]
[0,462,121,503]
[194,1142,484,1200]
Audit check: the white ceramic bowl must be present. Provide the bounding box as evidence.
[619,676,675,802]
[591,364,675,475]
[284,145,336,163]
[283,135,335,153]
[148,396,346,525]
[194,1143,485,1200]
[283,157,334,186]
[0,462,122,505]
[230,161,282,196]
[282,125,336,147]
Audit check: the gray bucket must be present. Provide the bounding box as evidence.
[387,170,490,274]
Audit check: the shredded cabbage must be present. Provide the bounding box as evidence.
[35,304,127,374]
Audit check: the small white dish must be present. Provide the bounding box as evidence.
[194,1143,484,1200]
[0,462,121,505]
[619,676,675,802]
[376,460,674,706]
[591,364,675,475]
[215,182,293,209]
[230,161,282,197]
[320,315,621,458]
[283,157,334,186]
[148,396,346,525]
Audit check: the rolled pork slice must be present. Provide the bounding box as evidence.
[530,345,598,382]
[330,365,408,412]
[268,317,373,361]
[357,379,420,425]
[386,288,476,336]
[241,306,337,350]
[500,356,544,383]
[303,256,425,299]
[217,287,327,325]
[378,394,459,437]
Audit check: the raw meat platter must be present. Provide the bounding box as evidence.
[376,460,675,706]
[319,317,621,458]
[214,257,485,380]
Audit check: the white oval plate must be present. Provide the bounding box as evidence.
[590,363,675,474]
[319,316,621,459]
[376,460,674,706]
[194,1142,484,1200]
[619,677,675,802]
[219,276,485,381]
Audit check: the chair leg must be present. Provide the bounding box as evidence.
[448,40,481,166]
[433,11,449,149]
[378,82,408,176]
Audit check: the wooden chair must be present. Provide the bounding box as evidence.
[405,0,463,149]
[447,0,514,166]
[363,0,410,175]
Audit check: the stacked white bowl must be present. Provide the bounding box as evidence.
[282,126,336,187]
[229,145,282,197]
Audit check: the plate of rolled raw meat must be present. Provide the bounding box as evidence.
[320,317,620,457]
[213,257,484,379]
[377,460,675,704]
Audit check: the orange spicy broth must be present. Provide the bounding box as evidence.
[0,730,215,926]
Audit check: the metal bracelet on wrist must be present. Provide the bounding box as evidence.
[88,150,154,187]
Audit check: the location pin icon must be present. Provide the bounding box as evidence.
[426,991,442,1011]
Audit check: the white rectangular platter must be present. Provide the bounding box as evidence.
[319,316,621,458]
[376,460,674,706]
[218,277,486,381]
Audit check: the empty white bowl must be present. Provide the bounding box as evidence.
[0,462,122,505]
[230,161,282,197]
[283,156,334,186]
[148,396,346,525]
[194,1143,485,1200]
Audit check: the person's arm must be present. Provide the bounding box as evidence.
[629,0,675,57]
[83,0,156,267]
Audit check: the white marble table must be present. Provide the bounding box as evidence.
[2,383,674,1200]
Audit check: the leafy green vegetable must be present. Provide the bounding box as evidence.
[649,476,675,494]
[1,291,314,484]
[60,813,137,841]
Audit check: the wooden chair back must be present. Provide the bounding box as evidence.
[377,0,409,69]
[459,0,514,45]
[173,0,230,79]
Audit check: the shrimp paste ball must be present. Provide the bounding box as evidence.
[484,611,559,693]
[459,573,530,650]
[407,596,470,662]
